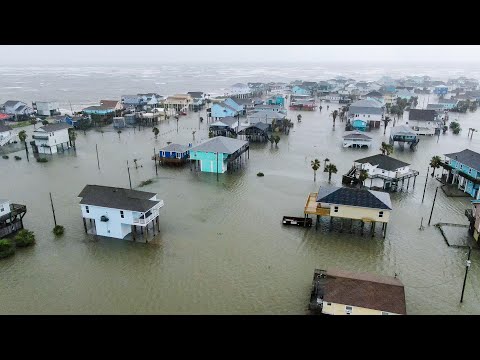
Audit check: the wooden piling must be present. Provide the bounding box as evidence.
[83,218,87,233]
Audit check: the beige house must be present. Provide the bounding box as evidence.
[309,268,407,315]
[100,100,124,111]
[164,94,193,112]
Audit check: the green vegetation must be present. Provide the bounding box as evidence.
[152,127,159,139]
[325,163,338,183]
[14,229,35,247]
[53,225,65,236]
[36,158,48,163]
[2,155,9,159]
[358,169,369,187]
[430,156,442,177]
[14,156,22,160]
[10,121,32,129]
[449,121,461,134]
[311,159,321,182]
[380,142,394,156]
[42,120,49,125]
[139,179,153,187]
[257,172,264,177]
[0,239,15,259]
[273,135,280,147]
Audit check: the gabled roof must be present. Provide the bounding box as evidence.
[0,124,12,132]
[189,136,248,154]
[159,143,189,153]
[390,125,417,137]
[217,102,238,113]
[445,149,480,171]
[354,154,410,171]
[350,99,383,108]
[254,104,283,110]
[3,100,23,107]
[426,104,444,110]
[231,83,249,88]
[365,91,383,98]
[78,185,160,212]
[408,109,436,122]
[229,98,253,106]
[209,116,238,127]
[342,131,372,140]
[100,100,120,108]
[321,268,406,314]
[187,92,204,98]
[438,98,458,104]
[316,186,392,210]
[37,123,72,132]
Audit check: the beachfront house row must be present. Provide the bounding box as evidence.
[406,109,440,136]
[228,83,252,98]
[342,131,372,148]
[82,100,119,116]
[121,94,163,111]
[189,136,249,174]
[32,101,60,117]
[309,269,406,315]
[164,94,193,112]
[32,123,72,154]
[438,98,459,110]
[0,124,14,147]
[209,117,239,137]
[348,99,384,129]
[78,185,164,240]
[352,154,418,191]
[2,100,34,117]
[441,149,480,199]
[210,102,239,119]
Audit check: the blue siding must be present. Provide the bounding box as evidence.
[352,119,367,131]
[211,103,237,118]
[292,86,310,95]
[159,150,189,159]
[189,150,227,173]
[224,98,244,112]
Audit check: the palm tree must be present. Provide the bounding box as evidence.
[325,163,338,183]
[331,110,338,125]
[269,135,275,146]
[117,130,122,139]
[192,130,196,140]
[274,135,280,147]
[133,159,138,169]
[429,155,442,178]
[297,114,302,122]
[382,116,392,135]
[380,141,394,156]
[30,119,37,129]
[152,127,159,139]
[18,130,28,156]
[42,120,49,126]
[323,158,330,169]
[311,159,321,181]
[68,128,76,149]
[358,169,369,187]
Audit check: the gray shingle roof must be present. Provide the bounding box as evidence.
[349,106,384,115]
[78,185,160,212]
[439,98,458,104]
[3,100,22,107]
[426,104,444,110]
[390,125,417,137]
[350,99,383,108]
[365,91,384,97]
[445,149,480,171]
[0,124,13,132]
[187,92,203,98]
[209,116,238,127]
[159,143,189,153]
[189,136,248,154]
[408,109,436,122]
[354,154,410,171]
[342,131,372,140]
[38,123,72,132]
[254,104,283,110]
[316,186,392,210]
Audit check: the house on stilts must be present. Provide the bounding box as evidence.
[0,199,27,239]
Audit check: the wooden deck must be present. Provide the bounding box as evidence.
[304,193,330,216]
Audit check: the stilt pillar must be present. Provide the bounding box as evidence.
[83,218,87,233]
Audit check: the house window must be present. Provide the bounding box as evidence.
[379,211,384,218]
[85,206,89,214]
[0,207,4,212]
[334,206,339,213]
[381,311,389,315]
[345,306,353,314]
[120,211,124,219]
[327,302,332,306]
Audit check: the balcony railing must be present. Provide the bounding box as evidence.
[132,201,163,225]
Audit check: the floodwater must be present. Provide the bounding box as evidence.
[1,65,480,314]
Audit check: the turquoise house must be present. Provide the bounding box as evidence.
[189,136,249,174]
[82,106,116,116]
[442,149,480,199]
[292,86,310,96]
[224,98,245,113]
[352,119,368,131]
[267,95,285,107]
[211,102,239,119]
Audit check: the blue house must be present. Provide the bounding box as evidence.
[352,119,368,131]
[442,149,480,199]
[211,102,239,119]
[266,95,285,107]
[158,143,190,165]
[292,86,310,96]
[434,85,448,95]
[189,136,249,174]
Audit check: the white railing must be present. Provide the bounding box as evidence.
[0,134,14,147]
[132,202,163,225]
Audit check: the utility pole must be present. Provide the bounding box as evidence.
[49,192,57,227]
[460,247,472,303]
[216,152,219,182]
[96,144,100,170]
[127,160,132,189]
[422,167,429,203]
[428,186,439,225]
[154,147,158,176]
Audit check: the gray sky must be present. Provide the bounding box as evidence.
[1,45,479,65]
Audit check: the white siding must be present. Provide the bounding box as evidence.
[0,200,11,215]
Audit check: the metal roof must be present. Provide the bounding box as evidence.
[354,154,410,171]
[37,123,72,132]
[445,149,480,171]
[189,136,248,154]
[316,186,392,210]
[159,143,189,153]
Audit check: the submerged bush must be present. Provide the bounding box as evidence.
[0,239,15,259]
[139,179,153,187]
[36,158,48,163]
[53,225,65,236]
[2,155,9,159]
[257,172,265,177]
[14,156,22,160]
[14,229,35,247]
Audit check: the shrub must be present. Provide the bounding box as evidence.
[257,172,265,177]
[53,225,65,236]
[36,158,48,163]
[14,229,35,247]
[14,156,21,160]
[0,239,15,259]
[139,179,153,187]
[2,155,9,159]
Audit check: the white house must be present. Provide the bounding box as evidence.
[209,116,240,136]
[228,83,252,98]
[33,101,60,116]
[354,154,418,191]
[0,124,14,147]
[252,104,286,114]
[164,94,193,112]
[78,185,164,240]
[32,123,72,154]
[406,109,440,136]
[348,99,384,129]
[342,131,372,148]
[0,199,10,217]
[322,93,343,102]
[3,100,34,116]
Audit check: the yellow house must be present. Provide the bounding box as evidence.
[164,94,193,112]
[309,269,407,315]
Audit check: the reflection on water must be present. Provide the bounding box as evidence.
[1,66,480,314]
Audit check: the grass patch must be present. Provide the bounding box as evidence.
[36,158,48,163]
[139,179,153,187]
[257,172,265,177]
[14,229,35,247]
[0,239,15,259]
[53,225,65,236]
[10,121,32,129]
